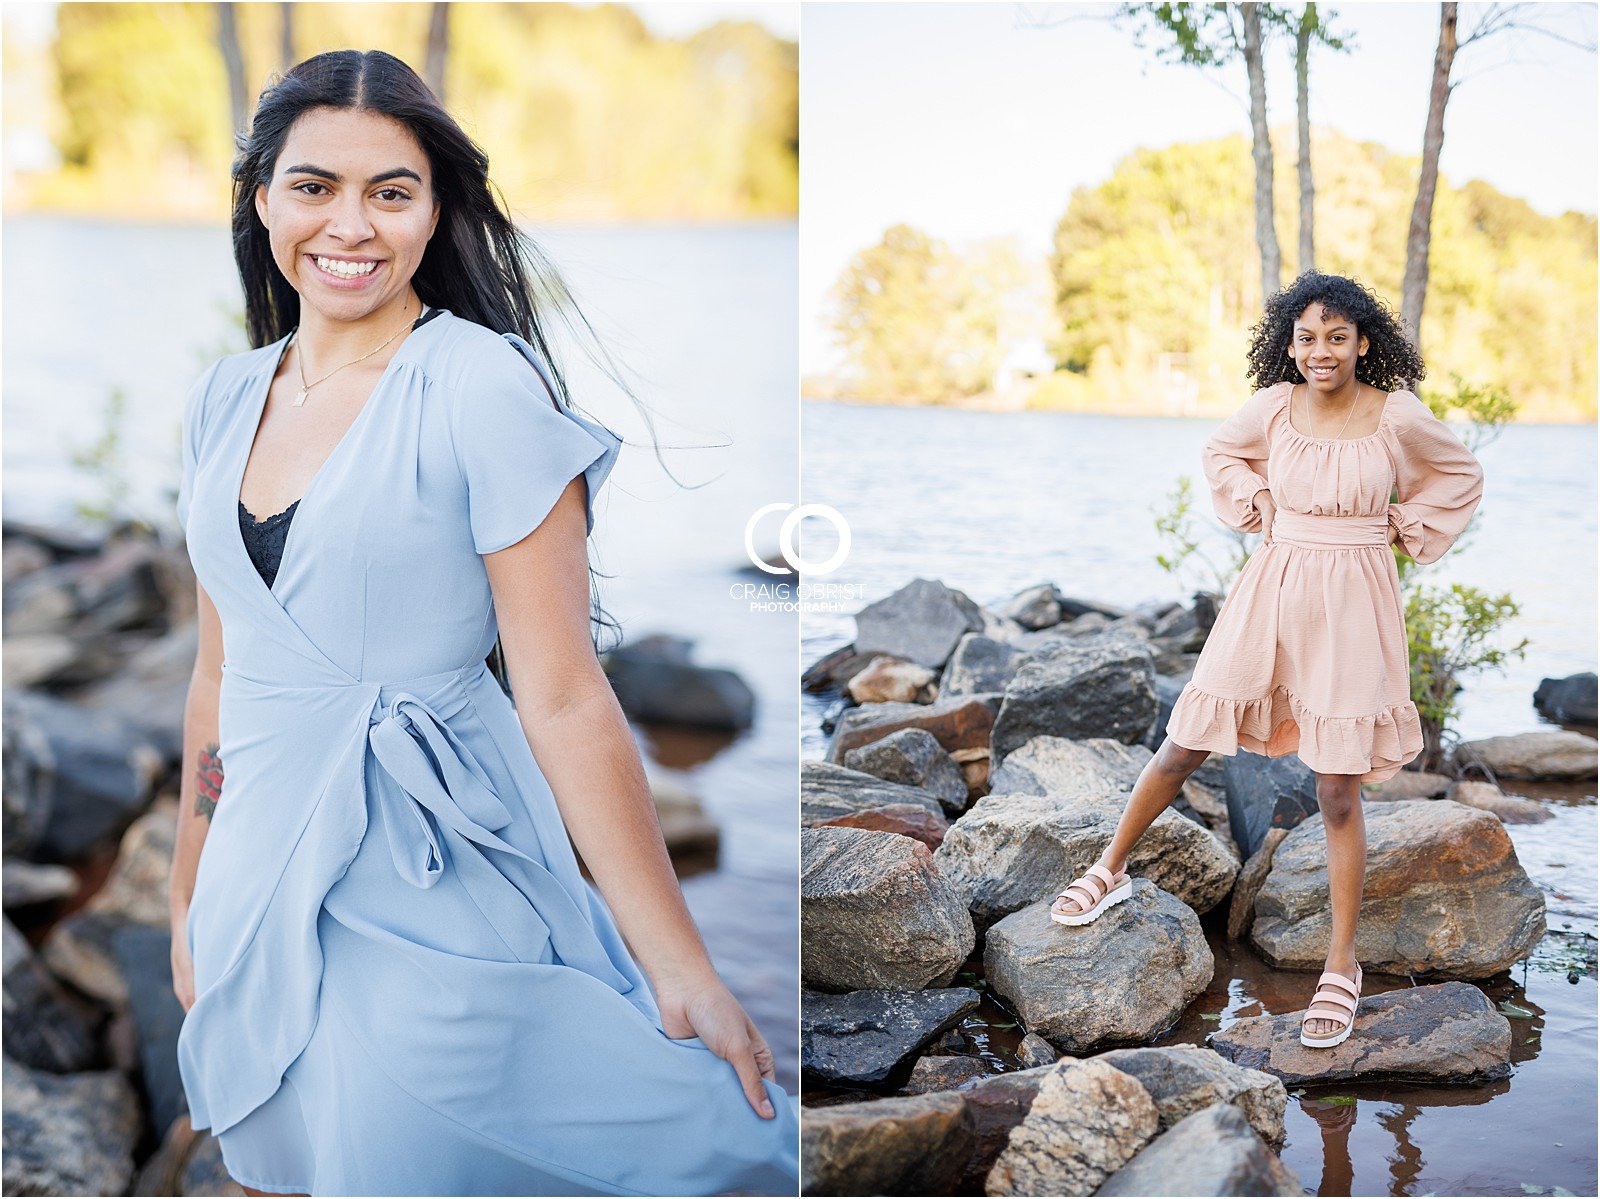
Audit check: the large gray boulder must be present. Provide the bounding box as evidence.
[990,631,1159,765]
[940,634,1027,699]
[1222,753,1320,858]
[935,792,1237,926]
[1097,1045,1288,1148]
[1533,672,1597,725]
[1210,980,1512,1086]
[984,884,1213,1054]
[855,578,985,670]
[3,916,99,1073]
[1095,1101,1302,1196]
[1251,801,1546,979]
[802,827,975,992]
[843,728,969,814]
[984,1058,1159,1196]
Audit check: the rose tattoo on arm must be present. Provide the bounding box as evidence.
[195,742,223,822]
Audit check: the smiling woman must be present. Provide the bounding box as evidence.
[167,48,798,1198]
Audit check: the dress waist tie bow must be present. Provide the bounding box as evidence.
[366,688,634,991]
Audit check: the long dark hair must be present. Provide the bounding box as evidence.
[1246,271,1426,393]
[230,49,645,693]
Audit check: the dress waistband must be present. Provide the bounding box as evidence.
[1271,511,1390,548]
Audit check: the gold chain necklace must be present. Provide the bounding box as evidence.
[1298,379,1363,440]
[290,299,418,407]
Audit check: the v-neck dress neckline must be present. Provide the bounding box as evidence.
[231,306,443,598]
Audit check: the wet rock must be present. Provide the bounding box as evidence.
[984,884,1213,1054]
[1223,753,1320,858]
[1453,729,1598,781]
[3,916,100,1072]
[1251,801,1546,979]
[900,1055,988,1094]
[847,655,938,704]
[802,987,981,1089]
[934,793,1237,926]
[1016,1032,1059,1068]
[1096,1101,1302,1197]
[3,689,164,862]
[1097,1044,1287,1147]
[1534,672,1597,726]
[1,1056,141,1196]
[1365,770,1452,801]
[990,631,1159,764]
[603,634,755,730]
[1446,780,1552,824]
[802,1091,973,1196]
[843,728,968,814]
[855,578,985,670]
[984,1057,1159,1196]
[801,760,946,826]
[802,827,975,992]
[940,634,1027,699]
[817,803,949,851]
[826,693,1003,763]
[1227,827,1289,940]
[2,859,79,909]
[997,584,1061,631]
[1210,980,1512,1086]
[647,771,721,863]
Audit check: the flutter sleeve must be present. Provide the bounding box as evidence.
[1384,392,1485,564]
[176,359,223,536]
[1202,385,1279,533]
[450,331,624,555]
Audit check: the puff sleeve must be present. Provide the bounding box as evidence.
[1202,384,1278,533]
[176,359,223,536]
[450,332,623,555]
[1383,392,1485,565]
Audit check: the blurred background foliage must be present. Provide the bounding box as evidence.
[823,125,1595,420]
[7,2,797,222]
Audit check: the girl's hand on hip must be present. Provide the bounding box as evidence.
[656,976,779,1118]
[1256,492,1278,542]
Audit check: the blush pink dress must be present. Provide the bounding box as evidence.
[1165,380,1485,783]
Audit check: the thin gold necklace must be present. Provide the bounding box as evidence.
[290,299,418,407]
[1298,379,1363,440]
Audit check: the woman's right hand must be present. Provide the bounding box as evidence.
[1255,490,1278,542]
[170,911,196,1012]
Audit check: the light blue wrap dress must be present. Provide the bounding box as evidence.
[173,307,799,1196]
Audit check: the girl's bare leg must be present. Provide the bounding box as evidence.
[1304,771,1365,1037]
[1050,737,1213,918]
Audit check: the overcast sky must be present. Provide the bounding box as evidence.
[801,2,1598,373]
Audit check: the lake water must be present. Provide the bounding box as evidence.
[2,217,801,1088]
[799,398,1597,1195]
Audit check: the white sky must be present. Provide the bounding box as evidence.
[801,1,1600,373]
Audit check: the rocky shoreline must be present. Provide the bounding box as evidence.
[2,518,750,1196]
[801,576,1596,1196]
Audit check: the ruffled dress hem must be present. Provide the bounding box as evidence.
[1165,680,1423,785]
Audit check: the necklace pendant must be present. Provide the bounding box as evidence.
[293,387,308,407]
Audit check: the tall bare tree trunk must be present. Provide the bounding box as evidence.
[280,3,295,73]
[1402,2,1458,354]
[1295,3,1316,275]
[1242,4,1281,305]
[216,4,248,141]
[425,4,450,102]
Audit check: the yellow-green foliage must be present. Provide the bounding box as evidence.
[1050,127,1596,420]
[22,2,796,221]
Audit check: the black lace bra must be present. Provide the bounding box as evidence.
[238,305,443,588]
